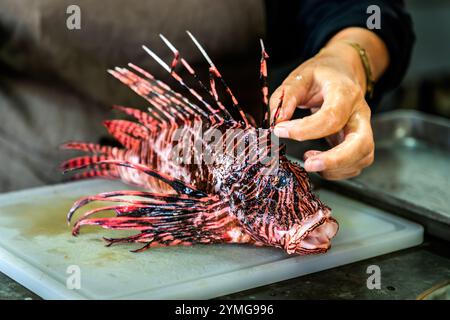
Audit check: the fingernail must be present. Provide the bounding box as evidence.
[271,111,284,124]
[305,158,325,172]
[304,150,322,160]
[273,125,289,138]
[277,108,284,121]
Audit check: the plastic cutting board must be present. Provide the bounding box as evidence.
[0,180,423,299]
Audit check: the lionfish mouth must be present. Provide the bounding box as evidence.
[284,209,339,255]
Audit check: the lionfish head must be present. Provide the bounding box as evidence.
[261,159,339,255]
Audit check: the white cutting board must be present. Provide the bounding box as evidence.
[0,180,423,300]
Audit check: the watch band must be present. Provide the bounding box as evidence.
[344,41,375,99]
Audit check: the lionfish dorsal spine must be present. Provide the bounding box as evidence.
[142,44,223,125]
[185,30,249,127]
[108,65,208,122]
[158,34,234,122]
[259,38,270,128]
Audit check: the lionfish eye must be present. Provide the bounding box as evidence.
[277,176,288,188]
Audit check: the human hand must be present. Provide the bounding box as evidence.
[270,39,377,180]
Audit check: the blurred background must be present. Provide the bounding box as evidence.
[381,0,450,117]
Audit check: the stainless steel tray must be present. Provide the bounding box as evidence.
[286,110,450,241]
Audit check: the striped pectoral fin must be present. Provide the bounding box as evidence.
[68,188,230,252]
[70,167,120,181]
[72,216,200,252]
[103,120,149,140]
[61,142,119,155]
[61,155,109,171]
[60,155,121,181]
[104,232,195,253]
[102,120,146,149]
[112,105,159,130]
[78,219,229,253]
[63,159,206,197]
[105,227,224,253]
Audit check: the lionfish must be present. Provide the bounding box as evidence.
[62,32,338,255]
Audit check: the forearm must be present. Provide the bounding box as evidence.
[317,27,390,96]
[326,27,390,82]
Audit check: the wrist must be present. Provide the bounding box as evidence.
[318,41,367,93]
[326,27,389,81]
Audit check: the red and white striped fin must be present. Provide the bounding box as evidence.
[63,159,207,197]
[62,33,270,194]
[108,68,192,124]
[259,39,270,128]
[101,121,141,149]
[61,142,117,155]
[158,34,233,122]
[186,31,249,127]
[71,166,120,181]
[112,105,159,130]
[103,120,149,140]
[142,44,223,124]
[66,188,237,252]
[61,155,109,171]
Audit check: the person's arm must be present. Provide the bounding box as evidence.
[325,27,390,88]
[267,1,414,180]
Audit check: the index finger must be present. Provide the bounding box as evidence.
[268,69,313,124]
[273,85,353,141]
